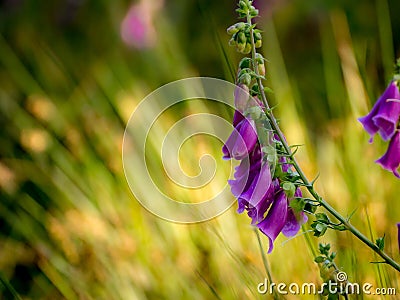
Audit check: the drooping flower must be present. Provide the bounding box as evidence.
[223,92,307,252]
[358,80,400,178]
[257,191,288,253]
[234,84,250,113]
[358,81,400,142]
[222,112,258,160]
[120,0,164,49]
[257,188,307,253]
[375,130,400,178]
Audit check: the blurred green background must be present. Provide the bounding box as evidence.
[0,0,400,299]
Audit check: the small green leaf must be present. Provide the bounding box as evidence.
[318,243,330,255]
[314,256,325,263]
[304,202,317,214]
[282,182,295,198]
[376,235,385,251]
[289,197,305,213]
[315,213,330,223]
[332,224,346,231]
[312,222,327,237]
[247,106,262,119]
[261,145,275,156]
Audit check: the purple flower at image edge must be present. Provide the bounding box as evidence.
[376,131,400,178]
[358,81,400,142]
[358,80,400,178]
[397,223,400,252]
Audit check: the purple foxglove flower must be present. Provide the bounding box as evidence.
[231,146,263,213]
[358,81,400,142]
[234,84,250,112]
[246,178,280,225]
[375,130,400,178]
[239,162,272,208]
[229,159,261,198]
[230,161,272,215]
[281,208,302,237]
[233,146,262,179]
[233,110,245,127]
[222,116,258,160]
[257,191,288,253]
[279,156,290,173]
[282,188,308,237]
[397,223,400,252]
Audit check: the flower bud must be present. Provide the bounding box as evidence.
[239,57,251,69]
[227,22,246,35]
[236,42,245,53]
[245,43,252,54]
[229,37,236,46]
[250,84,260,96]
[258,62,265,76]
[234,84,250,112]
[255,53,264,63]
[237,32,246,44]
[239,73,252,86]
[254,32,262,48]
[227,25,239,35]
[239,0,247,10]
[249,6,259,17]
[236,22,246,31]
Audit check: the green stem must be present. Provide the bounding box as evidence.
[246,13,400,273]
[254,229,280,300]
[0,272,22,300]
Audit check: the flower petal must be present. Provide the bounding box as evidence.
[234,84,250,112]
[397,223,400,253]
[257,191,288,253]
[240,162,272,207]
[375,131,400,178]
[281,208,301,237]
[282,188,307,237]
[247,178,279,225]
[233,110,245,127]
[222,117,258,160]
[373,97,400,141]
[358,81,400,142]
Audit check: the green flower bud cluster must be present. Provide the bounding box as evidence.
[227,24,262,54]
[236,0,258,19]
[236,56,268,97]
[227,0,262,54]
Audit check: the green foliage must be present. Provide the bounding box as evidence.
[376,235,385,251]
